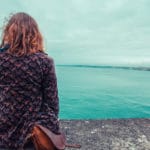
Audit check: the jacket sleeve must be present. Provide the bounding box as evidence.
[41,56,59,118]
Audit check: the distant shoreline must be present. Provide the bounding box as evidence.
[57,64,150,71]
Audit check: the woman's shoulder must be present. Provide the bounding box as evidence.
[34,52,54,66]
[35,52,53,60]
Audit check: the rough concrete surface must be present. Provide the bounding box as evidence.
[60,119,150,150]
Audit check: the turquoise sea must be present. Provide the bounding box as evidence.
[56,65,150,119]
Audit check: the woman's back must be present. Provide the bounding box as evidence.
[0,51,60,149]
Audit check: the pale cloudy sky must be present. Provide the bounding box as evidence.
[0,0,150,66]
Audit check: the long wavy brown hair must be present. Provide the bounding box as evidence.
[0,12,44,56]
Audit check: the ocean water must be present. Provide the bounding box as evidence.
[56,65,150,119]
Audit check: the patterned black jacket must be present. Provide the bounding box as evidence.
[0,51,59,149]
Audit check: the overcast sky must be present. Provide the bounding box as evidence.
[0,0,150,66]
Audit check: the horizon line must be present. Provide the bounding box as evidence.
[56,64,150,71]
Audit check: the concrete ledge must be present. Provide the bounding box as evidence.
[60,119,150,150]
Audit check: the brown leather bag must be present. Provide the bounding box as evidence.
[31,124,66,150]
